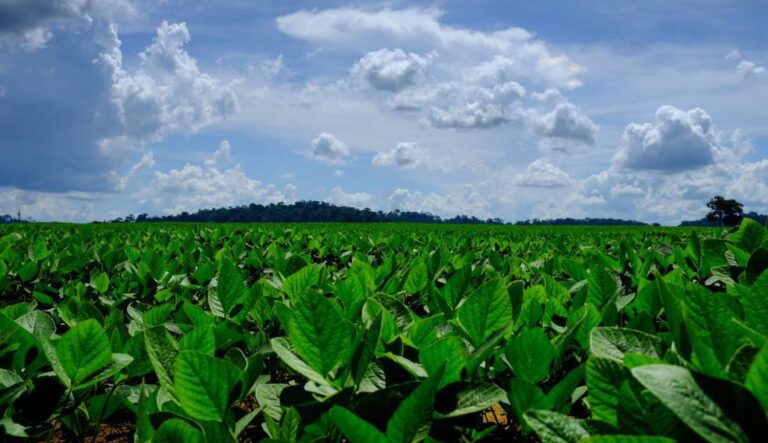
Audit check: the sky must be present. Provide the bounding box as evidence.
[0,0,767,224]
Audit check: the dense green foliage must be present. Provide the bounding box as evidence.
[1,221,768,442]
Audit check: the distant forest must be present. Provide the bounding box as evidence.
[5,199,767,227]
[91,201,651,226]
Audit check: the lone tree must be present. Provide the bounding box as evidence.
[706,196,744,226]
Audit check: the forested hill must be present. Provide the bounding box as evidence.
[92,200,652,225]
[103,201,504,224]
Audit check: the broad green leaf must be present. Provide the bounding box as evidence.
[386,365,445,443]
[589,327,661,363]
[287,291,353,377]
[583,437,675,443]
[404,259,428,294]
[52,319,112,386]
[506,327,554,383]
[144,326,179,395]
[270,337,328,386]
[179,325,216,356]
[457,278,513,347]
[330,406,387,443]
[352,313,382,388]
[283,263,320,300]
[153,419,205,443]
[586,357,624,427]
[741,270,768,337]
[525,410,591,443]
[419,336,468,386]
[434,382,506,418]
[216,258,246,316]
[745,346,768,411]
[174,350,242,421]
[631,364,749,443]
[729,218,765,253]
[90,272,110,294]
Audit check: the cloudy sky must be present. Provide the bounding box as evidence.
[1,0,766,223]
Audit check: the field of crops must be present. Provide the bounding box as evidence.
[1,221,767,442]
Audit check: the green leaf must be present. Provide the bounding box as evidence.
[524,410,591,443]
[583,437,675,443]
[404,259,428,294]
[283,263,320,300]
[216,258,246,316]
[52,319,112,386]
[90,272,110,294]
[506,328,554,383]
[589,327,661,363]
[434,382,506,418]
[386,364,445,443]
[457,278,513,347]
[144,326,179,395]
[179,325,216,356]
[745,346,768,411]
[419,336,468,386]
[287,291,353,377]
[352,313,382,388]
[153,419,205,443]
[330,406,387,443]
[741,270,768,337]
[74,353,134,391]
[586,357,624,427]
[588,266,618,308]
[631,364,749,443]
[174,350,242,421]
[270,337,328,386]
[729,218,765,253]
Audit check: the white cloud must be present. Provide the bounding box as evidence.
[310,132,350,165]
[736,60,766,80]
[204,140,231,168]
[0,187,120,222]
[0,0,141,51]
[514,159,571,188]
[351,48,435,92]
[276,7,583,89]
[425,81,526,129]
[114,151,155,191]
[372,142,429,169]
[133,142,293,214]
[528,102,598,145]
[725,50,765,79]
[614,105,720,171]
[388,184,490,218]
[325,187,372,208]
[100,21,238,153]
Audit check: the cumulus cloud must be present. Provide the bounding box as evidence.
[133,142,294,214]
[514,159,571,188]
[310,132,350,165]
[425,81,526,129]
[325,187,372,208]
[1,18,237,194]
[726,50,765,79]
[614,105,720,171]
[528,102,598,145]
[101,21,238,151]
[276,7,583,89]
[0,0,140,50]
[736,60,766,79]
[388,184,490,218]
[372,142,429,169]
[0,187,106,222]
[351,48,435,92]
[204,140,231,168]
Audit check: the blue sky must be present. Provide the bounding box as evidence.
[1,0,767,223]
